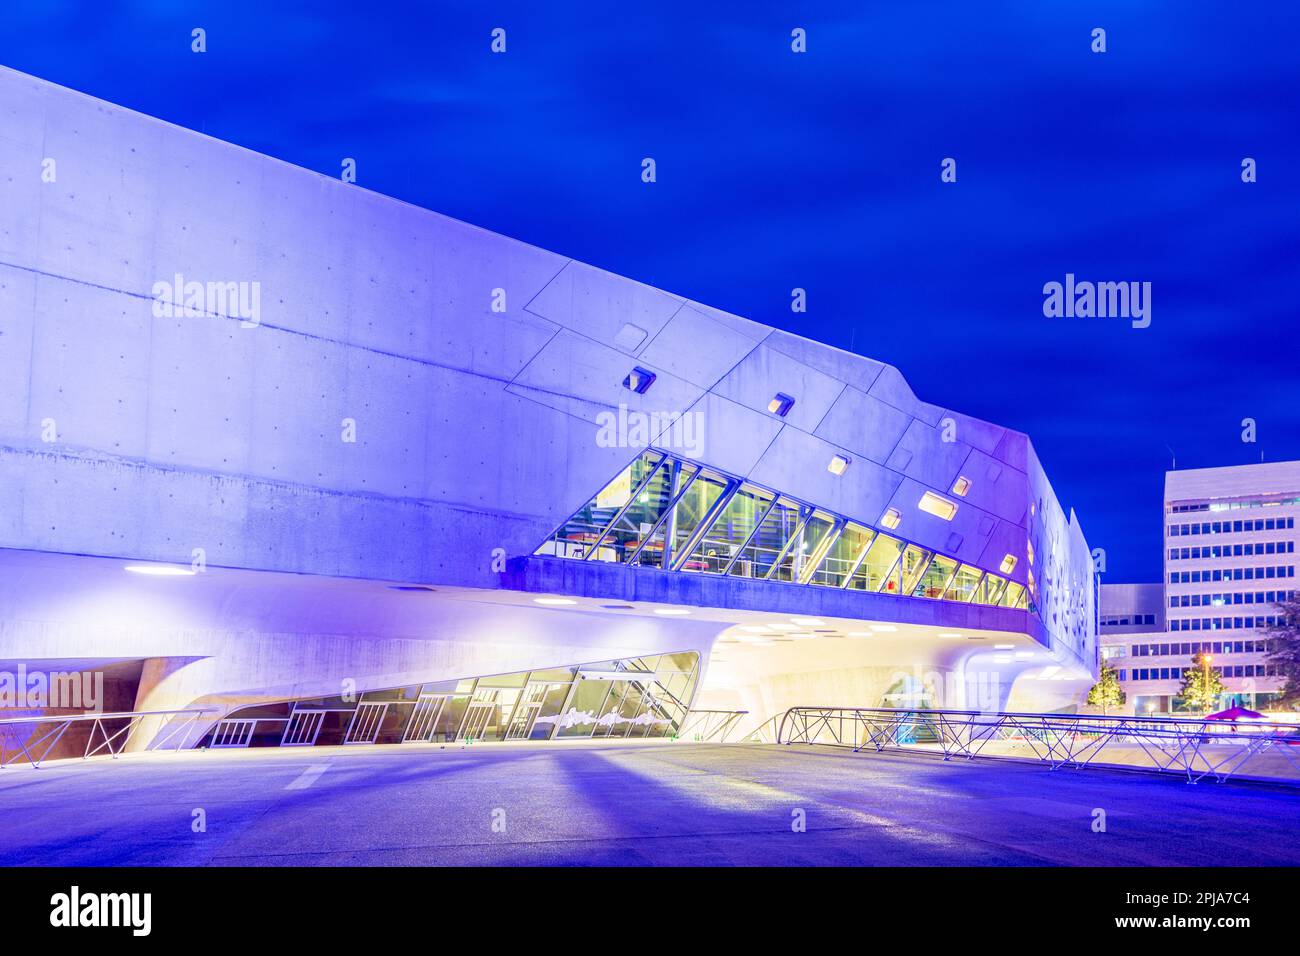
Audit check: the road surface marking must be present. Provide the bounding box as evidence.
[285,764,330,790]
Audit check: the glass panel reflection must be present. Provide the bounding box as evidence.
[685,484,775,574]
[770,511,836,583]
[943,563,983,602]
[810,522,875,588]
[729,496,802,579]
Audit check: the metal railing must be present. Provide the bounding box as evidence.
[676,710,748,743]
[739,713,783,744]
[0,709,218,769]
[777,706,1300,784]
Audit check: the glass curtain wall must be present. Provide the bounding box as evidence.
[537,450,1034,612]
[203,653,701,750]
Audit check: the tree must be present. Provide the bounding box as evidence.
[1264,592,1300,710]
[1177,651,1226,714]
[1086,664,1126,715]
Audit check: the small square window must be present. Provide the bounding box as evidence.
[918,491,958,521]
[999,554,1017,574]
[828,454,851,476]
[768,393,795,417]
[880,508,902,530]
[952,476,971,497]
[623,367,656,394]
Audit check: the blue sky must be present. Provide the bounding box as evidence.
[4,1,1298,581]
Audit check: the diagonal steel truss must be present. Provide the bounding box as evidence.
[776,706,1300,784]
[0,709,217,769]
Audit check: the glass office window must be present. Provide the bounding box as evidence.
[914,553,957,599]
[973,573,1008,605]
[1002,582,1027,609]
[943,563,983,602]
[592,459,677,564]
[629,462,699,569]
[728,496,803,580]
[898,544,933,595]
[672,471,730,570]
[809,522,875,587]
[536,451,663,560]
[856,532,904,592]
[683,483,775,575]
[770,510,836,582]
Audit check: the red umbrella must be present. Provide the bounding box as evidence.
[1205,705,1264,721]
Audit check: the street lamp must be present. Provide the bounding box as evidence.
[1202,654,1214,714]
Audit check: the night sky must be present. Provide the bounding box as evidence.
[4,2,1298,582]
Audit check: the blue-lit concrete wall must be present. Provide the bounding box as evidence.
[0,66,1096,689]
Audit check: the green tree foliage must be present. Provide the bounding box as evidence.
[1177,651,1226,714]
[1265,593,1300,710]
[1086,663,1126,715]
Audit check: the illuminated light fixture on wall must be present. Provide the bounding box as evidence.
[937,632,963,639]
[622,367,657,394]
[999,554,1018,574]
[994,643,1015,650]
[952,476,972,497]
[828,454,851,476]
[124,564,195,576]
[869,624,898,632]
[534,597,577,606]
[880,507,902,530]
[738,625,770,633]
[918,491,958,521]
[791,617,825,626]
[768,393,795,417]
[653,607,691,615]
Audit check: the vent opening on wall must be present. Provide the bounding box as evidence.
[828,454,851,476]
[768,393,795,416]
[389,585,437,592]
[623,367,656,394]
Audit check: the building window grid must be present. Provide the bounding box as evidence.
[1167,541,1295,561]
[538,450,1031,612]
[1167,516,1295,537]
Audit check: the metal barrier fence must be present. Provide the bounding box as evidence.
[777,706,1300,784]
[677,709,748,743]
[0,709,218,769]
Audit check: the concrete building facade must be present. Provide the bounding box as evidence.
[1099,461,1298,715]
[0,66,1098,751]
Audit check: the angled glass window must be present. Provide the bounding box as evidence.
[671,470,730,570]
[899,544,933,595]
[771,510,836,583]
[973,573,1008,605]
[943,563,983,602]
[533,449,1041,618]
[589,458,677,564]
[913,552,957,599]
[628,462,699,569]
[535,451,664,560]
[728,495,803,580]
[853,532,904,591]
[809,522,875,587]
[683,483,775,575]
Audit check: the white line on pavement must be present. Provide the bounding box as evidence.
[284,764,330,790]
